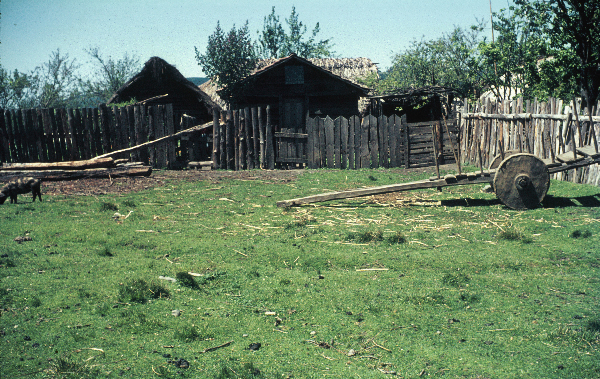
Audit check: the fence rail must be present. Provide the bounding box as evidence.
[0,104,210,168]
[459,97,600,186]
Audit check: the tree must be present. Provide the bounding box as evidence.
[79,47,141,105]
[0,65,33,109]
[256,7,286,59]
[378,24,486,98]
[256,7,334,59]
[195,21,258,103]
[28,49,81,108]
[546,0,600,108]
[478,3,552,100]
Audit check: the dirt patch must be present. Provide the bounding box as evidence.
[41,169,305,197]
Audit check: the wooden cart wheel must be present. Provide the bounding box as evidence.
[488,150,519,170]
[493,153,550,210]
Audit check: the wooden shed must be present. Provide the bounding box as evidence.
[201,54,374,129]
[107,56,218,123]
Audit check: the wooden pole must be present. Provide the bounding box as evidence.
[588,106,598,153]
[572,97,583,146]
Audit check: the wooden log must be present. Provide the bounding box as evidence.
[347,116,355,169]
[351,115,360,169]
[277,174,493,207]
[234,109,241,170]
[333,116,341,169]
[0,165,152,181]
[93,121,212,160]
[0,157,115,171]
[245,107,253,169]
[252,107,260,168]
[325,116,334,168]
[265,106,274,170]
[165,104,175,168]
[258,108,265,169]
[402,115,409,168]
[388,115,398,167]
[317,116,325,168]
[306,117,316,169]
[340,116,348,170]
[360,116,370,168]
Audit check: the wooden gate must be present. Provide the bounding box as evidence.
[275,97,308,165]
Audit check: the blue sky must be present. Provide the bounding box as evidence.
[1,0,513,79]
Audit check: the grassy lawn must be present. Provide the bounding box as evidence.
[1,167,599,378]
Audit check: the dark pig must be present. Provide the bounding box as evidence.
[0,177,42,204]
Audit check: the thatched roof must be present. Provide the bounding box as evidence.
[108,56,219,114]
[200,54,378,108]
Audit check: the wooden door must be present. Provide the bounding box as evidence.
[276,97,308,165]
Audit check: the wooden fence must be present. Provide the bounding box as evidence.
[460,97,600,186]
[211,107,459,170]
[0,104,209,168]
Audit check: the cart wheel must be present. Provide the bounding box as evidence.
[488,150,519,170]
[493,153,550,210]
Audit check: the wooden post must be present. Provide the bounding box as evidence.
[225,110,233,170]
[340,116,348,170]
[212,108,219,169]
[245,107,253,169]
[572,97,583,147]
[266,105,274,170]
[402,115,409,169]
[252,107,260,168]
[325,116,334,168]
[234,109,241,170]
[165,104,175,168]
[258,108,265,169]
[368,115,379,169]
[0,111,10,163]
[588,106,598,153]
[359,116,370,168]
[333,116,341,169]
[351,115,360,169]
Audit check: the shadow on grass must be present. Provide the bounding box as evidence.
[542,194,600,208]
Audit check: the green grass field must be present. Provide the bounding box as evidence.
[1,168,599,378]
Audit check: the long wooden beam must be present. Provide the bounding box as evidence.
[94,121,213,159]
[277,173,494,207]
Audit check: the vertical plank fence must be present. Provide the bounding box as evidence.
[212,106,459,170]
[460,97,600,186]
[0,103,207,169]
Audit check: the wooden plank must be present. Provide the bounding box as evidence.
[33,109,46,162]
[244,108,252,169]
[350,115,360,169]
[325,116,334,168]
[212,109,219,168]
[258,108,265,169]
[306,117,315,168]
[234,109,240,170]
[359,115,370,168]
[377,115,386,167]
[252,107,260,168]
[340,116,348,169]
[266,106,275,170]
[274,132,308,139]
[225,110,232,169]
[277,174,493,207]
[347,116,355,169]
[24,109,37,161]
[388,115,398,167]
[333,116,341,168]
[402,115,409,168]
[317,116,326,168]
[166,104,175,167]
[0,111,8,163]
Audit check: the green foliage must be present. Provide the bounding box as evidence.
[378,24,485,98]
[256,6,335,59]
[195,22,257,103]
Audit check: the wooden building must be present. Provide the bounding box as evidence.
[107,57,218,123]
[201,54,375,130]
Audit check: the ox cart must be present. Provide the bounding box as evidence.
[277,145,600,211]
